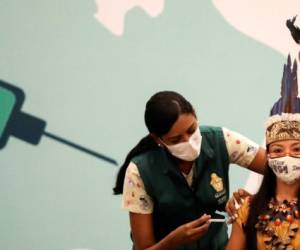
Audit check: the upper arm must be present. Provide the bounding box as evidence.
[247,147,267,174]
[130,212,156,250]
[226,196,251,250]
[226,223,246,250]
[122,162,154,214]
[222,128,266,173]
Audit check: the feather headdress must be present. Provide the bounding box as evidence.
[265,55,300,145]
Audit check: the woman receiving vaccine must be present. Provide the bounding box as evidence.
[113,91,266,250]
[226,56,300,250]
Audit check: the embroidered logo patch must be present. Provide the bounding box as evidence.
[210,173,224,192]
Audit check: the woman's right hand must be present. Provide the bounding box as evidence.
[225,188,252,223]
[169,214,211,247]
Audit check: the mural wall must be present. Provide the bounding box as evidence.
[1,0,298,249]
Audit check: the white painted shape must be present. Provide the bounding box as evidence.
[94,0,165,36]
[213,0,300,60]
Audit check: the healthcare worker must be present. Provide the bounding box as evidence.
[114,91,266,250]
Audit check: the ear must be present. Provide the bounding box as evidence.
[150,133,163,147]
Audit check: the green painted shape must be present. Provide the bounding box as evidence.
[0,87,15,138]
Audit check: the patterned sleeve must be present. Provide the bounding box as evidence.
[122,162,154,214]
[222,127,259,168]
[236,196,251,228]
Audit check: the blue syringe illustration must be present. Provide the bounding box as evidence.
[0,80,117,165]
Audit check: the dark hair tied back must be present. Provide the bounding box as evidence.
[113,91,195,194]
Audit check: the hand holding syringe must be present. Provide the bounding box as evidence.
[209,210,229,224]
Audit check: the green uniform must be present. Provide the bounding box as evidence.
[131,126,230,250]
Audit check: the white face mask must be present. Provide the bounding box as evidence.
[268,156,300,184]
[161,127,202,161]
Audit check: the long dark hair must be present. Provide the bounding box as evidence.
[113,91,195,194]
[245,160,300,250]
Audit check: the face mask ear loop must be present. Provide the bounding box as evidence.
[289,155,300,158]
[268,154,300,159]
[158,137,168,147]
